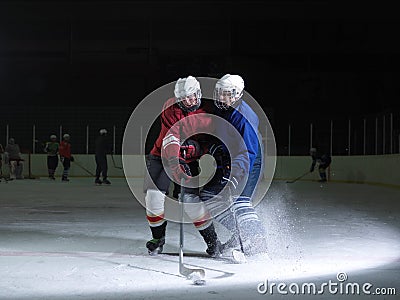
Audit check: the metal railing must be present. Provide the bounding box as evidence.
[1,111,399,156]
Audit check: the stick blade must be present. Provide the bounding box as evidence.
[179,264,205,279]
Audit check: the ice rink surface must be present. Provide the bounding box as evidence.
[0,178,399,300]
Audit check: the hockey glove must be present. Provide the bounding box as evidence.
[70,156,75,162]
[180,139,203,162]
[167,157,191,184]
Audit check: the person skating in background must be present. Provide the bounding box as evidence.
[59,134,74,182]
[143,75,221,257]
[4,138,24,180]
[94,129,112,185]
[44,135,59,180]
[309,148,332,182]
[200,74,267,257]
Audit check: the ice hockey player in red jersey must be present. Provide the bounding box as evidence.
[59,134,74,182]
[143,76,222,256]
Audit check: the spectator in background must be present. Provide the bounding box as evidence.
[44,135,59,180]
[309,147,332,182]
[4,138,24,180]
[94,129,111,185]
[59,134,74,182]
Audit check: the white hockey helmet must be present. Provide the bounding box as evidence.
[63,133,70,140]
[50,135,57,140]
[214,74,244,110]
[99,129,107,135]
[174,76,202,112]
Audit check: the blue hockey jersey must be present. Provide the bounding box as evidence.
[215,100,259,181]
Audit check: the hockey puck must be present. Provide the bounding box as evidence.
[193,279,206,285]
[189,272,206,285]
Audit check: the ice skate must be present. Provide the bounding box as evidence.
[206,237,246,263]
[146,236,165,255]
[242,234,268,258]
[221,234,241,252]
[102,179,111,185]
[95,178,102,185]
[220,235,246,263]
[205,239,222,258]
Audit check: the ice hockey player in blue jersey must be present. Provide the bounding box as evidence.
[200,74,267,257]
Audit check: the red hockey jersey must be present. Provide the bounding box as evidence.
[150,98,213,161]
[59,141,72,158]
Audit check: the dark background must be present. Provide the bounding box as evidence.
[1,1,399,155]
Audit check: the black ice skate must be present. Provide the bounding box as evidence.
[102,179,111,185]
[95,178,102,185]
[206,239,222,258]
[146,237,165,255]
[219,235,247,263]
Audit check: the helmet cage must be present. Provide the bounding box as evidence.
[213,87,243,110]
[176,89,202,112]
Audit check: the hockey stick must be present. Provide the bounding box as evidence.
[111,154,123,170]
[178,178,206,281]
[72,159,95,176]
[286,171,310,183]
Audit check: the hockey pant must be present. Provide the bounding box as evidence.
[144,155,215,243]
[95,155,108,180]
[47,156,58,177]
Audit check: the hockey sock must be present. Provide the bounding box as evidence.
[232,196,267,255]
[233,196,265,238]
[149,221,167,240]
[200,188,237,233]
[62,169,69,179]
[199,223,220,256]
[182,193,212,231]
[145,189,166,231]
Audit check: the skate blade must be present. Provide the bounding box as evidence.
[148,246,163,256]
[231,249,247,263]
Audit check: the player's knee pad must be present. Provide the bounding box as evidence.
[145,189,166,227]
